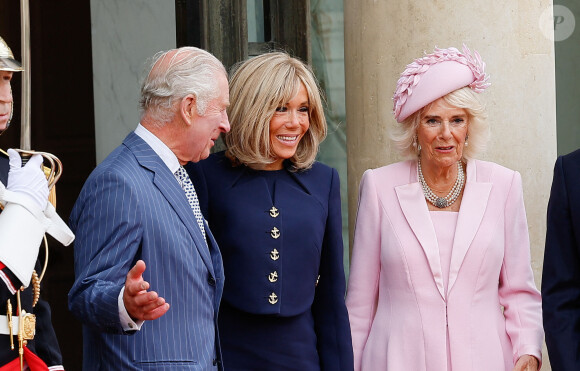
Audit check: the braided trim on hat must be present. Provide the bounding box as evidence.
[392,44,490,120]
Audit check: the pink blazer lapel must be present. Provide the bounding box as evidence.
[395,161,445,299]
[448,159,491,293]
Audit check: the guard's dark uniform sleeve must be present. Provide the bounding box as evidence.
[32,295,64,368]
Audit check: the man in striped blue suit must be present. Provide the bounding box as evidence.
[68,46,230,370]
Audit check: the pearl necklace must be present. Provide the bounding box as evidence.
[417,160,464,208]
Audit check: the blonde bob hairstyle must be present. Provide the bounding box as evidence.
[390,87,489,160]
[224,52,327,171]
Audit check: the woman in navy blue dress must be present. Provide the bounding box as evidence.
[188,52,353,371]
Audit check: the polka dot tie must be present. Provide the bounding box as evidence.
[175,166,206,242]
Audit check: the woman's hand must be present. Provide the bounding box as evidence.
[513,355,539,371]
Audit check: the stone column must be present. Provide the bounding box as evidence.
[90,0,176,163]
[344,1,556,368]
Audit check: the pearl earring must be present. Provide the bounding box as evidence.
[413,135,421,153]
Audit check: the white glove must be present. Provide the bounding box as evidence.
[7,149,49,211]
[0,149,73,288]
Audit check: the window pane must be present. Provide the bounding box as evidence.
[247,0,265,42]
[311,0,349,274]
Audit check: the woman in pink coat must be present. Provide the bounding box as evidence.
[345,46,543,371]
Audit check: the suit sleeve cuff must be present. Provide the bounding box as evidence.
[118,287,144,332]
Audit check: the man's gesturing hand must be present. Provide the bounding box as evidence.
[123,260,170,321]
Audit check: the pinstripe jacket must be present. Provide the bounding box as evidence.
[68,132,224,370]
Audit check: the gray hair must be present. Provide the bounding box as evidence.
[390,87,489,160]
[139,47,226,125]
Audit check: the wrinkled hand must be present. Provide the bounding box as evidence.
[7,149,48,210]
[513,355,539,371]
[123,260,170,321]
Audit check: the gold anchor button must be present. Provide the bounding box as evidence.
[268,292,278,305]
[270,249,280,260]
[268,271,278,283]
[269,206,279,218]
[270,227,280,239]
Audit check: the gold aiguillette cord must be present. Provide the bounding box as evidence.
[17,289,24,371]
[6,299,13,350]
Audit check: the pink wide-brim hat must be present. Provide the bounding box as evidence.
[392,45,490,123]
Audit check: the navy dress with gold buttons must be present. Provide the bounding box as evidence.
[187,151,353,371]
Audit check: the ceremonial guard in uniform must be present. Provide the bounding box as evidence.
[0,36,74,371]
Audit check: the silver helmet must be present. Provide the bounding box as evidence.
[0,36,23,72]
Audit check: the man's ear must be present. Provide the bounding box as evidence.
[180,94,197,125]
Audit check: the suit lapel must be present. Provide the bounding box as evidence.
[396,161,445,299]
[124,132,215,276]
[205,220,223,308]
[448,159,491,293]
